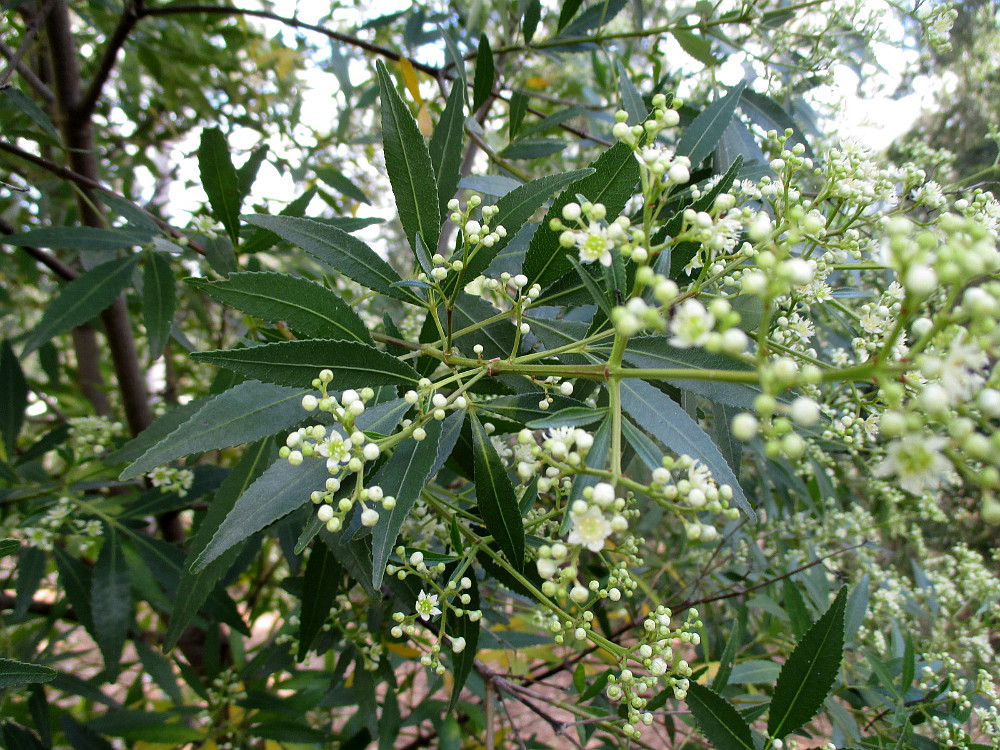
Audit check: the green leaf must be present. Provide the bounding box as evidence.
[191,339,420,389]
[672,29,720,67]
[557,0,627,37]
[686,682,755,750]
[615,60,647,125]
[187,272,372,343]
[90,527,131,670]
[844,573,869,643]
[677,81,747,167]
[164,440,272,650]
[142,251,175,360]
[376,60,442,258]
[121,380,306,480]
[2,226,151,252]
[523,0,541,42]
[458,168,594,284]
[499,138,566,160]
[712,606,746,691]
[241,189,317,256]
[0,539,20,558]
[739,90,811,155]
[557,0,584,29]
[1,341,28,453]
[370,411,464,588]
[1,86,59,139]
[619,378,753,521]
[193,456,327,572]
[429,80,466,220]
[472,34,495,111]
[523,142,639,288]
[470,410,524,571]
[768,587,848,739]
[242,215,410,301]
[106,398,210,467]
[526,406,606,429]
[198,127,241,245]
[237,145,269,202]
[298,539,343,658]
[621,337,758,409]
[60,715,115,750]
[133,637,183,705]
[0,658,57,689]
[315,167,370,204]
[508,91,528,139]
[448,572,480,710]
[21,254,141,356]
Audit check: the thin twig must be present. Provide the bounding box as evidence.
[0,0,54,92]
[77,0,141,119]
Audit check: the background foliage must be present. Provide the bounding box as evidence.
[2,0,999,748]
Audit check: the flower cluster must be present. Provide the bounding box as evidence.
[67,415,124,460]
[605,606,702,739]
[281,370,391,531]
[386,549,482,674]
[147,465,195,496]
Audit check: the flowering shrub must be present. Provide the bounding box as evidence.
[2,1,999,748]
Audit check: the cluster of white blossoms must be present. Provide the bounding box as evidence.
[16,495,102,551]
[67,415,124,459]
[281,370,391,532]
[386,549,482,674]
[417,195,508,285]
[147,465,195,497]
[605,606,701,739]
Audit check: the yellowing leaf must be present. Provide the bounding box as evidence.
[417,103,433,136]
[526,76,549,89]
[399,58,423,104]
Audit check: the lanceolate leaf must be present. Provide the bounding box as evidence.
[470,410,524,571]
[523,142,639,289]
[22,254,141,356]
[0,659,57,690]
[198,127,241,245]
[619,378,753,521]
[237,145,269,201]
[370,411,464,588]
[448,572,480,711]
[376,60,442,259]
[2,226,152,252]
[165,439,274,650]
[472,34,495,112]
[615,60,647,125]
[121,380,307,480]
[242,214,410,301]
[187,272,372,343]
[768,587,848,739]
[191,339,420,388]
[686,682,755,750]
[621,336,759,410]
[0,340,28,453]
[240,189,316,256]
[298,539,343,658]
[193,455,328,572]
[429,79,466,219]
[106,398,210,467]
[457,168,594,285]
[677,81,748,167]
[91,527,131,670]
[142,250,175,360]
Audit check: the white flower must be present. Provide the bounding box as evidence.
[875,434,951,495]
[415,591,441,621]
[575,224,614,267]
[567,505,613,552]
[669,299,715,348]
